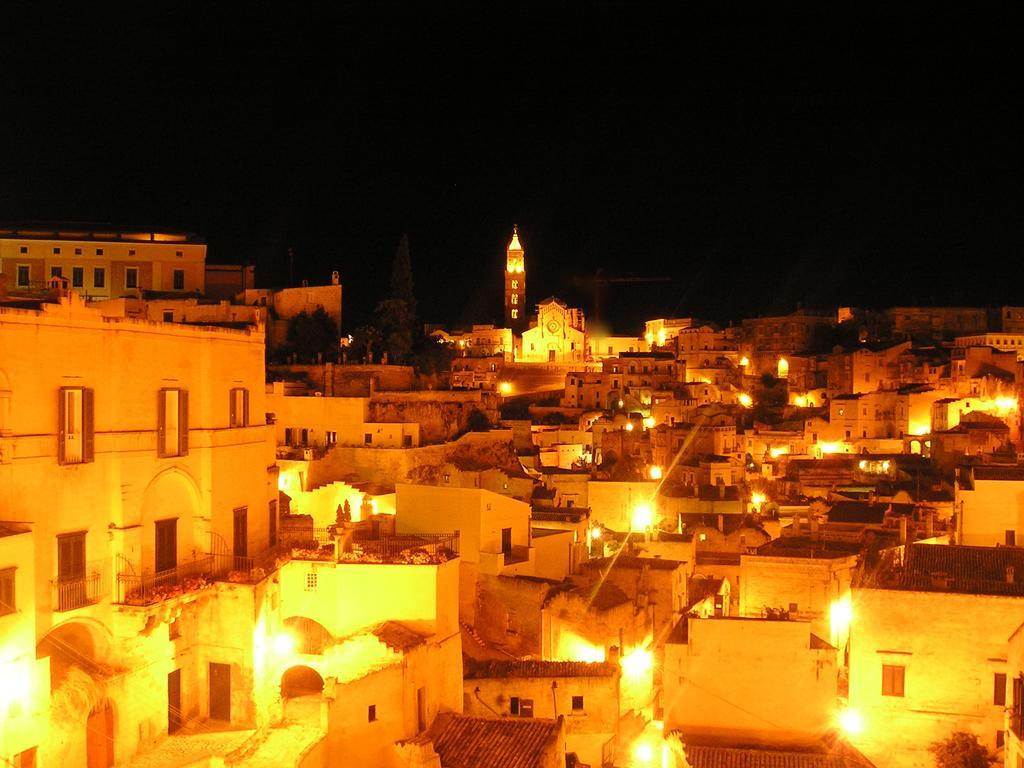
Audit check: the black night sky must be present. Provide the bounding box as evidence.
[1,13,1021,333]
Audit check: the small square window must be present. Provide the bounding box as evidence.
[176,250,183,257]
[95,248,104,256]
[128,249,136,256]
[364,433,372,445]
[163,311,174,322]
[571,695,584,712]
[509,696,519,715]
[52,246,61,254]
[19,245,27,254]
[0,567,15,616]
[74,248,82,255]
[882,664,905,697]
[788,602,798,613]
[367,704,377,722]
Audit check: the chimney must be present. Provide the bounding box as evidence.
[899,515,908,545]
[718,484,725,499]
[717,514,724,533]
[926,510,934,539]
[793,514,802,537]
[809,515,819,538]
[1007,566,1016,585]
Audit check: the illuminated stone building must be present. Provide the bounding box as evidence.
[504,226,527,333]
[955,465,1024,547]
[0,222,206,298]
[0,291,276,766]
[849,543,1024,768]
[827,341,911,396]
[462,659,621,766]
[887,306,988,339]
[663,615,838,745]
[520,297,587,364]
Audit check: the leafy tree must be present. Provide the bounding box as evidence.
[414,337,457,378]
[929,732,988,768]
[374,297,415,363]
[466,409,491,431]
[372,234,418,364]
[351,324,383,364]
[286,307,339,362]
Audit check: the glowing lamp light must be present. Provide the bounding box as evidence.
[621,647,653,678]
[657,329,666,346]
[644,332,655,344]
[649,465,663,480]
[837,707,863,736]
[643,416,656,429]
[739,356,749,367]
[768,446,789,458]
[777,357,789,378]
[633,742,654,764]
[830,596,853,636]
[499,381,512,395]
[271,632,296,656]
[624,422,634,432]
[590,527,602,541]
[631,503,653,532]
[751,492,767,506]
[738,393,753,408]
[818,441,844,455]
[617,399,625,408]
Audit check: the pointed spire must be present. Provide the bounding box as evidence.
[508,224,523,252]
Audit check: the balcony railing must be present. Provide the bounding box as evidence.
[51,559,109,611]
[346,532,460,564]
[209,544,291,585]
[116,556,215,606]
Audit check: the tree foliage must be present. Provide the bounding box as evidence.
[929,732,989,768]
[285,307,339,362]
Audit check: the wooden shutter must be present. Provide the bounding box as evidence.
[157,389,167,458]
[57,388,67,464]
[242,389,249,427]
[179,390,189,456]
[82,388,95,463]
[229,388,238,427]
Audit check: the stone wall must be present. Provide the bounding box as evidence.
[306,430,520,489]
[369,390,501,444]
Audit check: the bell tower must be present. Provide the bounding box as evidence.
[504,225,526,332]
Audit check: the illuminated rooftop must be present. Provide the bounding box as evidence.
[0,221,204,243]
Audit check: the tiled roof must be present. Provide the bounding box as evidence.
[754,538,862,559]
[885,543,1024,596]
[568,580,631,611]
[424,713,563,768]
[372,622,428,652]
[531,507,589,523]
[827,501,889,524]
[682,742,875,768]
[464,660,617,679]
[583,555,687,571]
[971,465,1024,481]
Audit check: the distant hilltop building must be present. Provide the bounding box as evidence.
[503,225,527,333]
[0,222,206,298]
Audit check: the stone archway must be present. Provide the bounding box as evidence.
[280,665,324,725]
[282,616,334,655]
[138,468,202,574]
[37,619,117,768]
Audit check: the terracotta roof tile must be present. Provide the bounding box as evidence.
[425,713,563,768]
[884,543,1024,596]
[464,660,617,679]
[683,742,875,767]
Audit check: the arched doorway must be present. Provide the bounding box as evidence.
[282,616,334,655]
[37,620,116,768]
[280,665,324,724]
[139,469,201,578]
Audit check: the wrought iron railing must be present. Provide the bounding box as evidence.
[116,556,215,606]
[280,524,334,547]
[209,544,291,584]
[51,558,109,611]
[340,532,460,564]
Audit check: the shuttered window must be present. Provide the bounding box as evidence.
[58,387,95,465]
[158,388,189,457]
[229,388,249,428]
